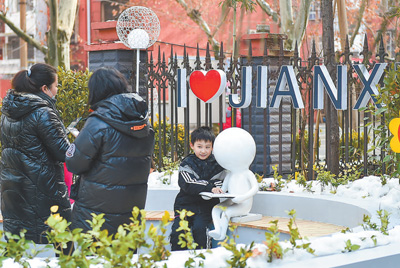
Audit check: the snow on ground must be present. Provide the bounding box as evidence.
[147,171,400,267]
[4,171,400,267]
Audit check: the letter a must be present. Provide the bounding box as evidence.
[270,66,304,109]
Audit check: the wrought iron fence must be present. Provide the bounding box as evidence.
[144,35,400,180]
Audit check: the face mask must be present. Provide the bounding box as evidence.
[48,88,56,100]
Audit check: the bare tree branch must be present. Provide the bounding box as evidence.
[291,0,312,50]
[175,0,220,52]
[350,0,367,47]
[373,6,398,49]
[211,2,231,37]
[0,11,48,55]
[256,0,278,22]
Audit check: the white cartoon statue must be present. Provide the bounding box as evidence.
[208,127,259,241]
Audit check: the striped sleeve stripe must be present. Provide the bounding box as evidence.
[214,181,223,187]
[181,171,208,186]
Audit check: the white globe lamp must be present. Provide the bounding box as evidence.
[116,6,160,92]
[127,29,150,49]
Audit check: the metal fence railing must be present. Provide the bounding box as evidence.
[143,35,400,180]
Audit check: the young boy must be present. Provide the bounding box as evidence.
[170,126,225,251]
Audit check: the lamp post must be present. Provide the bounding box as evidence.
[116,6,160,93]
[128,29,150,92]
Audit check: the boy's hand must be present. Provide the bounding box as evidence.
[211,187,224,194]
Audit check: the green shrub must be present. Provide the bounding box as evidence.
[366,65,400,177]
[152,115,185,170]
[0,206,366,266]
[295,129,321,172]
[339,130,368,172]
[56,67,91,141]
[295,130,310,168]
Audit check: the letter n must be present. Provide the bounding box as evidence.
[313,65,347,110]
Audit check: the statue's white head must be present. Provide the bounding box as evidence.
[213,127,256,172]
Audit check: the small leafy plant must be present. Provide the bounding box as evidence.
[255,173,264,183]
[340,164,361,183]
[295,172,314,193]
[285,209,315,255]
[176,209,198,250]
[377,210,391,235]
[146,211,172,262]
[220,225,254,268]
[342,239,360,253]
[271,165,285,191]
[263,220,283,262]
[159,157,179,185]
[0,229,45,268]
[361,209,391,235]
[314,165,336,192]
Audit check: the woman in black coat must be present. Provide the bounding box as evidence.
[0,63,71,244]
[66,67,155,234]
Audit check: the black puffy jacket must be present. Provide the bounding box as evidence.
[66,93,155,234]
[0,91,71,243]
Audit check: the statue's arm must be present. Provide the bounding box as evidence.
[221,175,230,192]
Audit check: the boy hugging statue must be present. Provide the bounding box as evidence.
[170,126,225,251]
[170,126,258,250]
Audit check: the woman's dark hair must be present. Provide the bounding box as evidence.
[191,126,216,144]
[88,67,128,107]
[12,63,57,93]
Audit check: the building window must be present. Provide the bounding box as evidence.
[101,0,129,22]
[6,36,34,60]
[385,31,394,58]
[309,2,320,21]
[6,0,34,13]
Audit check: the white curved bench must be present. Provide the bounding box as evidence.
[144,189,366,243]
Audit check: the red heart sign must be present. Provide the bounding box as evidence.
[189,70,226,103]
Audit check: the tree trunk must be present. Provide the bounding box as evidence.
[337,0,348,52]
[48,0,78,69]
[279,0,312,50]
[48,0,58,67]
[292,0,313,50]
[279,0,294,37]
[321,0,340,176]
[58,0,78,70]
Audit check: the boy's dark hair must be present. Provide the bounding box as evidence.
[88,67,128,107]
[191,126,216,144]
[12,63,57,94]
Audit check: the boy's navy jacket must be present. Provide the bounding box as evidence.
[174,153,224,214]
